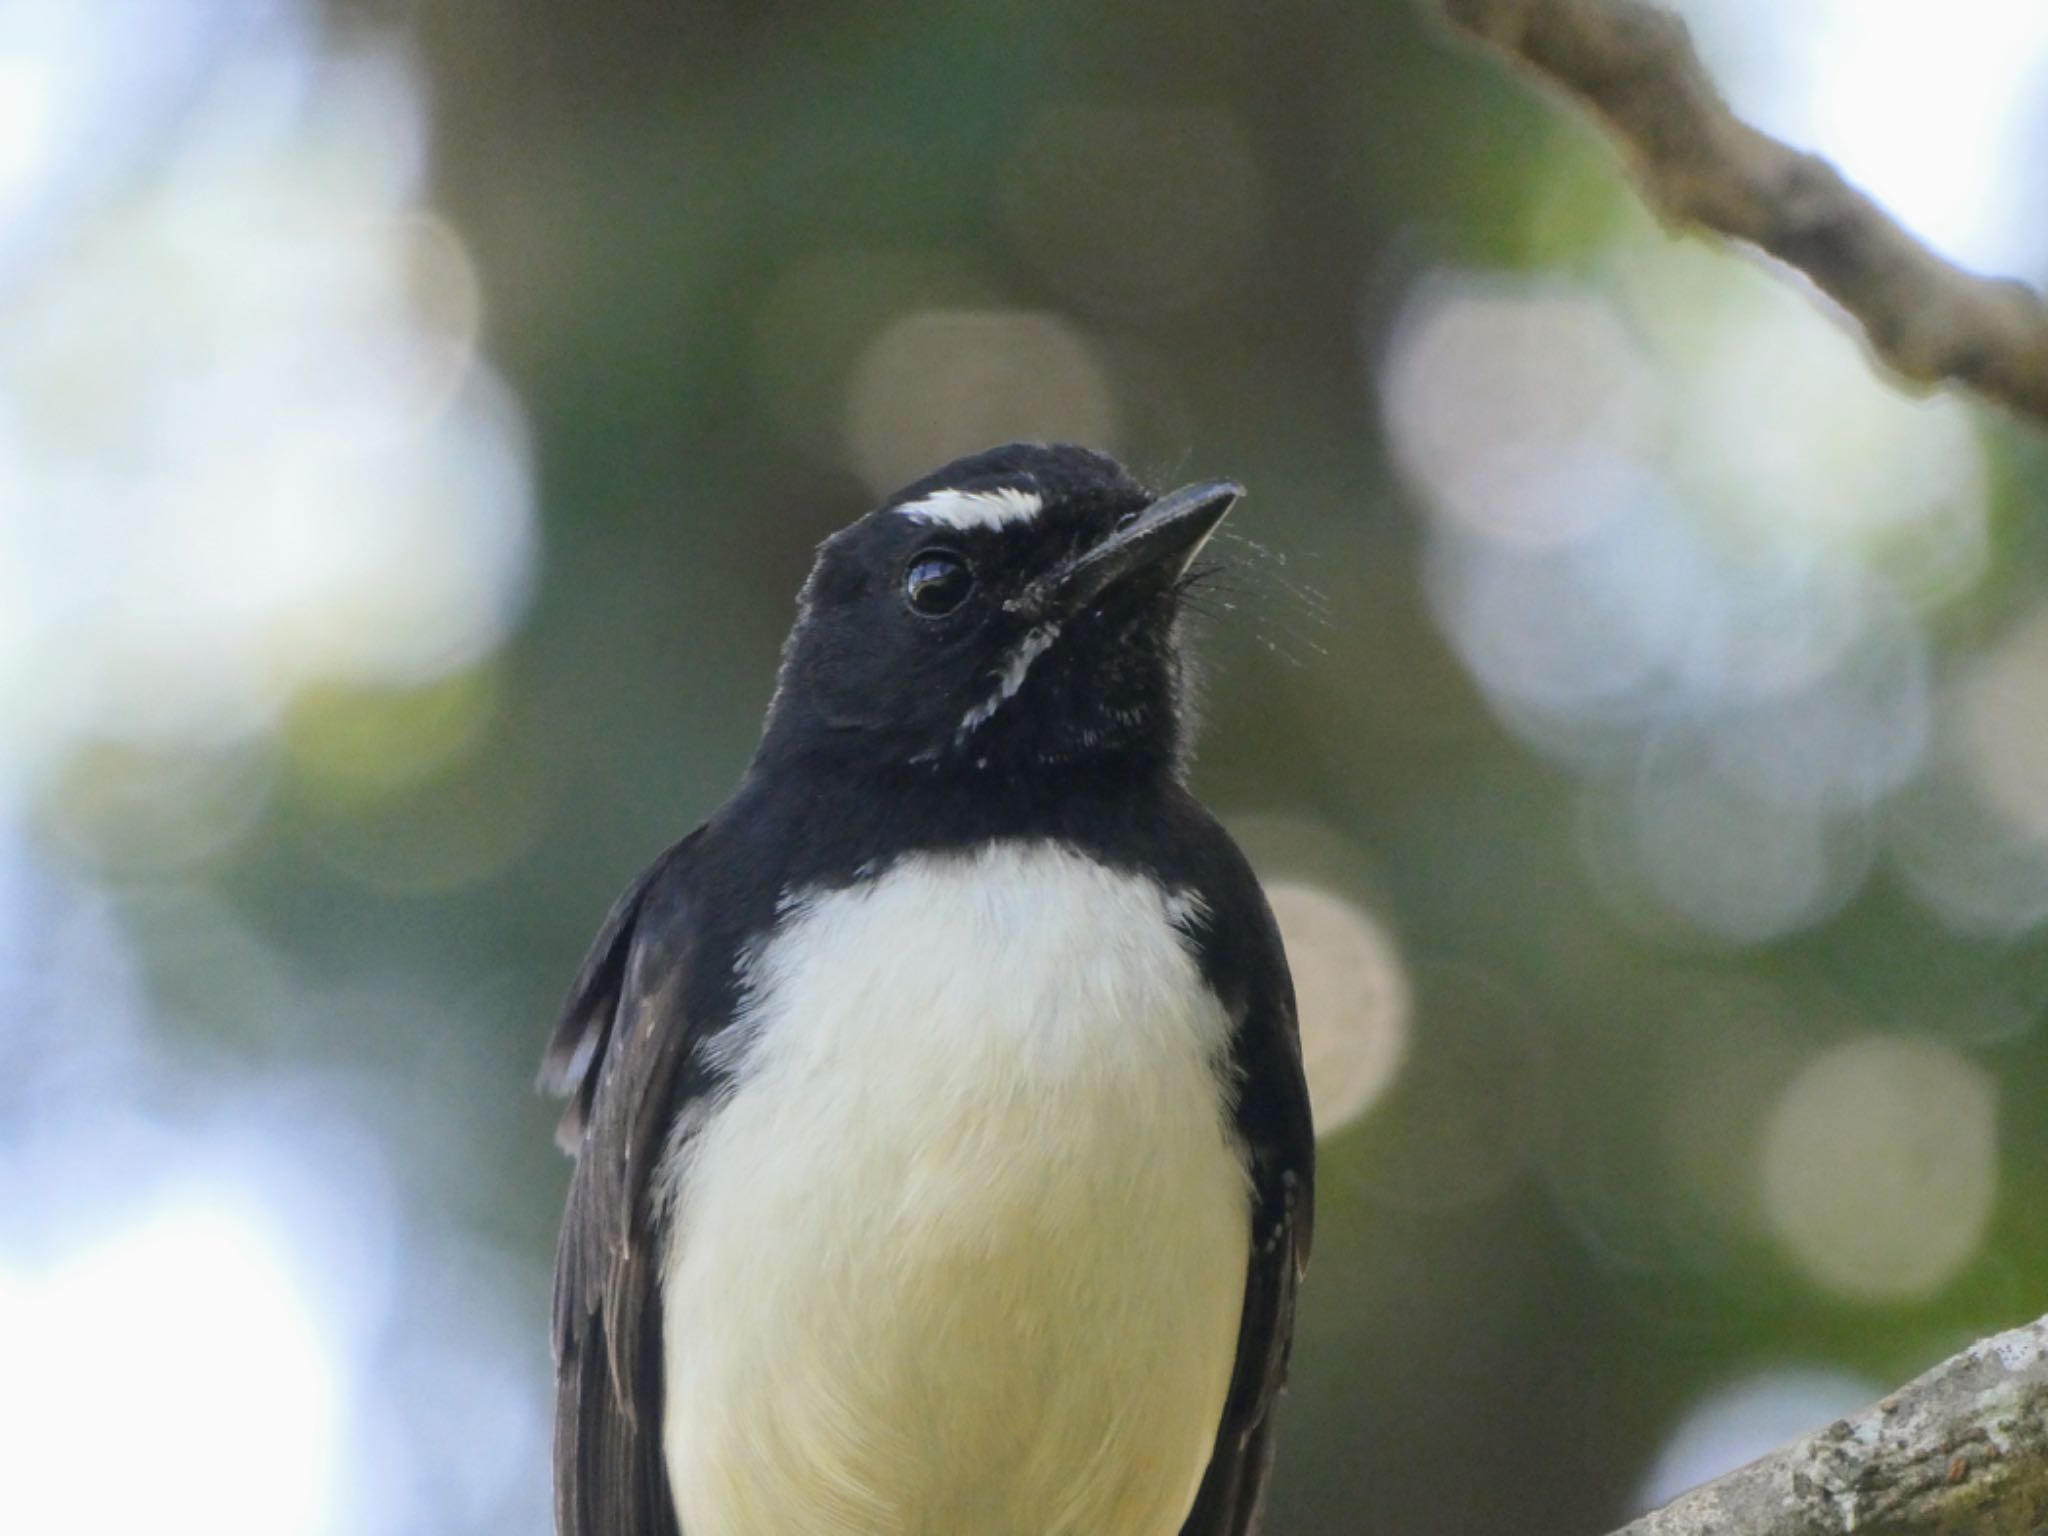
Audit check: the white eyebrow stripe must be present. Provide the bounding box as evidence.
[896,487,1043,533]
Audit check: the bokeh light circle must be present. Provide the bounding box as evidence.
[1960,604,2048,845]
[842,308,1117,496]
[1265,879,1410,1140]
[1761,1036,1996,1301]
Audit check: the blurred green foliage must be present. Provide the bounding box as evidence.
[52,0,2046,1530]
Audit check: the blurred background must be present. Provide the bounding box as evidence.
[3,1,2047,1532]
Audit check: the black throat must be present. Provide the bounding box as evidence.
[734,731,1184,891]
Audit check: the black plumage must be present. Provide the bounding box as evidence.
[545,443,1314,1536]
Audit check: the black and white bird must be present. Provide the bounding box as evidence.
[542,442,1315,1536]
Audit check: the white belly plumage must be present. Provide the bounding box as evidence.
[659,842,1250,1536]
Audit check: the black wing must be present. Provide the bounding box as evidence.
[1181,859,1317,1536]
[543,831,705,1536]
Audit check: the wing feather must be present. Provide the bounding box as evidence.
[547,832,706,1536]
[1181,871,1316,1536]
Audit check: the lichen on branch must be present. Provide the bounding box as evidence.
[1608,1314,2048,1536]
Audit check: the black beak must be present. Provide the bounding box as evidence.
[1022,479,1243,618]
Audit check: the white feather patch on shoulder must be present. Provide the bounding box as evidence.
[896,486,1043,532]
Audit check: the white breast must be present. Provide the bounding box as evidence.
[659,841,1250,1536]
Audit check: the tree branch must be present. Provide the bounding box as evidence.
[1439,0,2048,429]
[1607,1313,2048,1535]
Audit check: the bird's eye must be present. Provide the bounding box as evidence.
[904,551,975,617]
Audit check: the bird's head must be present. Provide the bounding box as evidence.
[756,443,1238,783]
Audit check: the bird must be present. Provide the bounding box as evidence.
[542,442,1315,1536]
